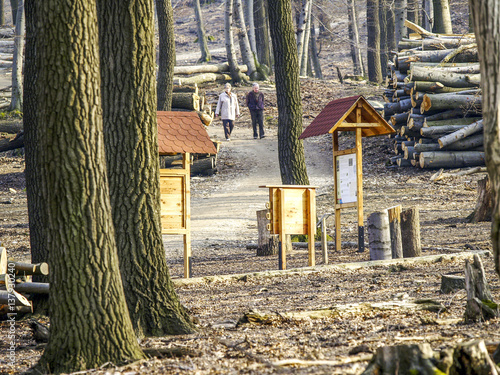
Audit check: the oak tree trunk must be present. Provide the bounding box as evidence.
[156,0,176,111]
[97,0,196,338]
[470,0,500,278]
[268,0,309,185]
[34,0,145,371]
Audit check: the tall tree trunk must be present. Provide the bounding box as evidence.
[10,0,16,25]
[268,0,309,185]
[386,0,396,57]
[469,0,500,277]
[0,0,5,26]
[24,0,49,316]
[234,0,257,79]
[407,0,420,30]
[254,0,272,71]
[310,20,323,79]
[10,0,23,111]
[348,0,364,76]
[194,0,211,62]
[422,0,434,31]
[299,0,312,76]
[97,0,196,338]
[433,0,452,33]
[296,0,310,71]
[394,0,407,44]
[34,0,145,371]
[379,0,388,79]
[367,0,382,83]
[225,0,242,82]
[156,0,175,111]
[245,0,257,54]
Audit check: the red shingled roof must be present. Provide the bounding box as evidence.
[157,111,217,155]
[299,96,361,139]
[299,95,394,139]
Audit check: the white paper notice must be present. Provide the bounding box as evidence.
[336,154,357,204]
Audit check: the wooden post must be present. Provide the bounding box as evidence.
[257,209,270,250]
[367,210,392,260]
[321,217,328,264]
[279,188,286,270]
[333,131,341,252]
[356,126,364,252]
[387,205,403,258]
[307,188,316,267]
[184,152,191,278]
[401,207,422,258]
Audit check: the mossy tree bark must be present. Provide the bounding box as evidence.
[97,0,196,337]
[470,0,500,278]
[268,0,309,185]
[156,0,176,111]
[34,0,145,372]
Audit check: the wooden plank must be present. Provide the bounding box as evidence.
[356,128,364,253]
[339,122,381,128]
[333,132,341,252]
[335,202,357,209]
[184,153,191,278]
[333,148,357,157]
[279,188,287,270]
[162,228,188,235]
[307,188,316,267]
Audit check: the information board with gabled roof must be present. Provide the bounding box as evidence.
[299,95,395,254]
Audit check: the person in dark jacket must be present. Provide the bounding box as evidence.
[246,83,265,139]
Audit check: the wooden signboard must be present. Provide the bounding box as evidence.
[261,185,317,270]
[160,153,191,278]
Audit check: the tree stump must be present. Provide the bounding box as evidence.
[469,175,493,223]
[367,210,391,261]
[388,205,403,259]
[256,209,278,256]
[401,207,421,258]
[440,274,465,294]
[450,340,499,375]
[464,254,499,322]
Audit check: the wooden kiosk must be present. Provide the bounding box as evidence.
[299,96,395,252]
[157,111,217,278]
[260,185,317,270]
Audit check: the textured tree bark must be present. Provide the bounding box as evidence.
[296,0,310,72]
[394,0,407,44]
[34,0,145,371]
[470,0,500,277]
[440,274,465,293]
[419,150,485,168]
[399,38,477,50]
[388,206,402,260]
[254,0,272,71]
[410,67,480,88]
[396,48,479,73]
[469,176,493,223]
[97,0,195,337]
[299,1,312,76]
[310,20,323,79]
[194,0,211,63]
[437,120,483,148]
[367,210,392,260]
[233,0,257,79]
[406,0,420,28]
[0,0,4,26]
[422,0,434,31]
[268,0,309,185]
[156,0,176,111]
[10,0,23,111]
[367,0,382,83]
[400,207,421,257]
[432,0,452,34]
[245,0,256,54]
[379,0,388,79]
[225,0,242,82]
[421,92,482,113]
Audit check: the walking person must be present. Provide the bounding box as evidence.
[215,83,240,141]
[246,82,265,139]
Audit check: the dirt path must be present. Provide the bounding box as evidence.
[163,122,333,257]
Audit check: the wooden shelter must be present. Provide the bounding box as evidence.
[157,111,217,278]
[299,95,395,253]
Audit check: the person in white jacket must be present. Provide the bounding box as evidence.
[215,83,240,141]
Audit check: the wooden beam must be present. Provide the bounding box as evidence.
[356,128,364,253]
[333,148,357,156]
[339,122,381,128]
[307,188,316,267]
[279,188,286,270]
[335,202,357,209]
[333,132,341,253]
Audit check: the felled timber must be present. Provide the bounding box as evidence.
[367,210,391,261]
[0,248,6,274]
[13,261,49,276]
[174,73,233,86]
[387,205,403,259]
[14,282,49,295]
[424,117,481,127]
[0,290,31,307]
[171,92,200,111]
[398,37,477,51]
[420,125,467,137]
[437,120,483,148]
[396,48,479,73]
[0,121,22,134]
[421,93,482,114]
[173,63,248,75]
[415,136,483,152]
[419,151,485,168]
[410,66,480,88]
[441,274,465,294]
[0,132,24,152]
[197,110,214,126]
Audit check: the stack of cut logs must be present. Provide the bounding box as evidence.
[160,140,221,176]
[0,247,49,317]
[384,21,484,169]
[172,83,214,127]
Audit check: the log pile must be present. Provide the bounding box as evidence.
[172,83,215,126]
[385,21,484,169]
[0,248,49,317]
[173,63,249,86]
[160,140,221,176]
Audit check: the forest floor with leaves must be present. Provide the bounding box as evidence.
[1,0,498,373]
